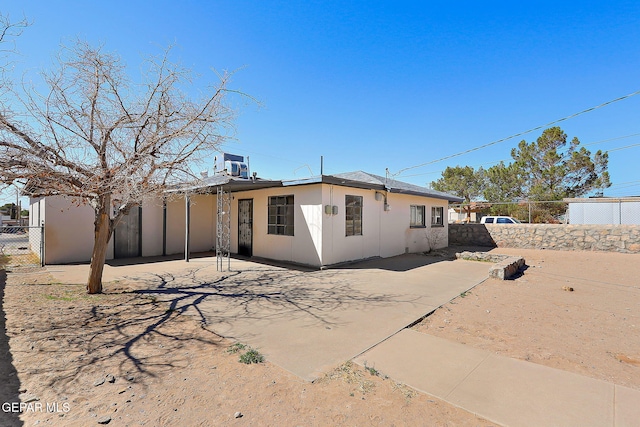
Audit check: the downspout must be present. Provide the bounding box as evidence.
[378,192,382,258]
[185,193,191,262]
[162,198,167,256]
[138,205,142,257]
[330,185,334,265]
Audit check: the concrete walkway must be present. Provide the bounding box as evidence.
[354,329,640,427]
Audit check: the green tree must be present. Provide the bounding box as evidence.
[431,166,484,221]
[481,127,611,222]
[483,161,525,202]
[511,126,610,200]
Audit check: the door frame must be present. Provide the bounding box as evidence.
[237,198,253,257]
[113,206,142,259]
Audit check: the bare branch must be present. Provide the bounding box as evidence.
[0,13,29,52]
[0,39,249,292]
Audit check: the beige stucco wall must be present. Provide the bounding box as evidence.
[38,196,98,264]
[229,185,323,266]
[35,185,450,267]
[165,196,185,255]
[320,185,448,266]
[385,192,448,255]
[190,194,216,253]
[141,198,164,257]
[38,195,188,263]
[164,194,216,255]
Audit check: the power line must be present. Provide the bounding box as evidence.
[394,89,640,177]
[583,132,640,147]
[607,179,640,187]
[603,180,640,196]
[608,143,640,152]
[401,139,640,180]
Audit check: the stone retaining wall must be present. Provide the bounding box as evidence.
[449,224,640,253]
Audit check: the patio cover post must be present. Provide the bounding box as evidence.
[185,194,190,262]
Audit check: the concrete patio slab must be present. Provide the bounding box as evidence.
[46,254,490,380]
[194,256,490,380]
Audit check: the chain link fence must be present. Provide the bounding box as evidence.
[0,225,44,268]
[449,201,569,224]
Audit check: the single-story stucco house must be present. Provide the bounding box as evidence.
[29,170,462,267]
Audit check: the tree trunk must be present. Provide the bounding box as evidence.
[87,194,112,294]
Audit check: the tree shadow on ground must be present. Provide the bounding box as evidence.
[0,269,23,427]
[129,266,407,332]
[6,265,404,399]
[2,281,224,399]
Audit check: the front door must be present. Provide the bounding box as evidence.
[114,206,142,259]
[238,199,253,257]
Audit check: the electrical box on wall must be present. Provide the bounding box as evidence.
[324,205,339,215]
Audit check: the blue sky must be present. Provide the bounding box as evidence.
[2,0,640,206]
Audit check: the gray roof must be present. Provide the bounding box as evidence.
[283,171,462,202]
[332,171,462,202]
[169,174,282,193]
[172,170,462,202]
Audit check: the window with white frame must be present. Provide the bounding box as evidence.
[345,195,363,236]
[410,205,426,227]
[268,195,294,236]
[431,206,444,226]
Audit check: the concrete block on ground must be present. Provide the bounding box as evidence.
[455,251,525,280]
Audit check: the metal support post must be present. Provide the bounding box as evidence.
[216,187,231,271]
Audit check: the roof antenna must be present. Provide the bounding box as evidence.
[320,155,324,175]
[293,164,314,176]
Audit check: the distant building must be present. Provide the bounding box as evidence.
[564,197,640,225]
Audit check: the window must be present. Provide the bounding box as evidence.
[431,206,444,226]
[268,195,294,236]
[410,205,426,227]
[345,195,363,236]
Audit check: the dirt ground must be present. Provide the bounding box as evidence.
[413,248,640,391]
[0,266,493,427]
[1,247,638,427]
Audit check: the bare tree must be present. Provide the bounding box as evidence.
[0,13,28,46]
[0,13,28,84]
[0,41,239,293]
